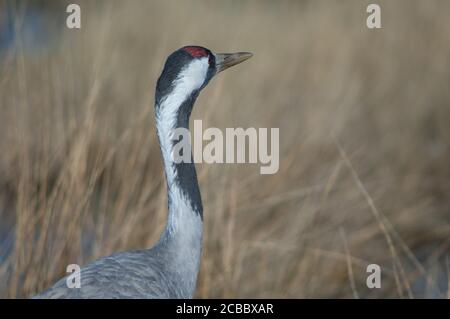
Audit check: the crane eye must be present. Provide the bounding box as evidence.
[208,55,214,65]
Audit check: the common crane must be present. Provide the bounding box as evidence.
[34,46,252,299]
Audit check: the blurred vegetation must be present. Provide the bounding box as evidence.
[0,0,449,298]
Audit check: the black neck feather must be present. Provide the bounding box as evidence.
[158,92,203,219]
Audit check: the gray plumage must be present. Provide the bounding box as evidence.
[34,46,252,299]
[35,233,200,298]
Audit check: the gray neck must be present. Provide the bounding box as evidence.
[154,93,203,293]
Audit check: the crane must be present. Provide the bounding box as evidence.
[34,46,252,298]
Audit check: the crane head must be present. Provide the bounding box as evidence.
[155,46,252,107]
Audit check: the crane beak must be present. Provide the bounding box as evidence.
[215,52,253,73]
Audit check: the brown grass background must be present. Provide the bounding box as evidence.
[0,0,449,298]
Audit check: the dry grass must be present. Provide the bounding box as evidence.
[0,0,449,298]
